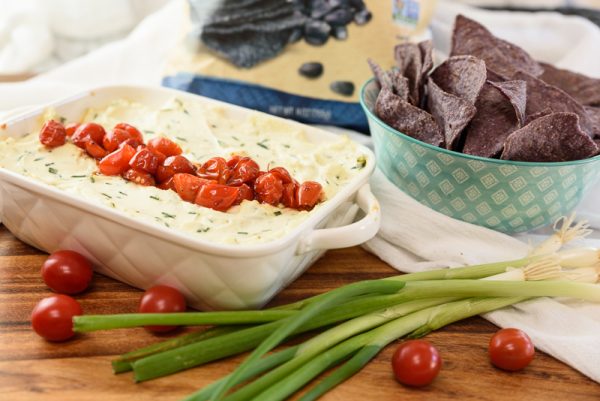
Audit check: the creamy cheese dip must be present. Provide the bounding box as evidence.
[0,97,368,245]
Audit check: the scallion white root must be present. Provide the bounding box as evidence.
[530,214,592,256]
[558,247,600,268]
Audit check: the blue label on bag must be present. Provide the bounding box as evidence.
[162,73,369,133]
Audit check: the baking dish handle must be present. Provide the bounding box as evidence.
[296,184,381,254]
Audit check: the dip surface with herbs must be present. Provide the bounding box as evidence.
[0,97,367,245]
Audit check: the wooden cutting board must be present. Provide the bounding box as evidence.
[0,224,598,400]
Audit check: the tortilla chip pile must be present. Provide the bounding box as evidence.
[370,15,600,162]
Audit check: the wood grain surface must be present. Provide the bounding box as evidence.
[0,224,598,401]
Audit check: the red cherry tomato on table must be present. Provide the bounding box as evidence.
[31,295,82,341]
[39,120,67,148]
[41,250,93,294]
[489,328,535,371]
[139,285,186,333]
[392,340,442,387]
[71,122,106,149]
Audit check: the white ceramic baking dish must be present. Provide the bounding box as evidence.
[0,85,380,310]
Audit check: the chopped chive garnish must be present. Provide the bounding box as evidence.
[149,195,160,201]
[218,140,227,147]
[45,162,55,166]
[34,157,44,162]
[119,191,127,196]
[105,182,112,185]
[197,227,210,233]
[188,211,198,214]
[162,212,176,219]
[90,176,96,183]
[101,193,112,199]
[237,231,248,235]
[183,109,190,115]
[93,113,98,119]
[71,174,87,178]
[283,144,291,148]
[232,136,239,141]
[110,202,116,208]
[48,167,58,174]
[59,116,66,124]
[143,130,155,134]
[274,211,282,216]
[257,142,269,150]
[176,137,187,142]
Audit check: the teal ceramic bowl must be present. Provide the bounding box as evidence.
[360,79,600,233]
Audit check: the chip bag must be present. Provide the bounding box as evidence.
[163,0,435,132]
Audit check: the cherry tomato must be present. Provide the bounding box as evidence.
[234,183,254,205]
[172,173,210,202]
[297,181,323,210]
[65,123,80,137]
[147,137,182,157]
[254,172,284,206]
[197,157,231,184]
[281,181,298,208]
[41,250,93,294]
[84,140,108,159]
[114,123,143,143]
[123,169,155,186]
[392,340,442,387]
[269,166,293,184]
[39,120,67,148]
[71,122,106,149]
[103,127,133,152]
[228,157,260,186]
[157,176,175,191]
[31,295,82,341]
[98,143,136,176]
[139,285,186,333]
[489,328,535,371]
[156,155,195,183]
[129,148,159,174]
[195,183,239,212]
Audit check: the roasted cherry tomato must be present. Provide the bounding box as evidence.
[147,137,182,157]
[84,140,108,159]
[65,122,80,137]
[103,127,133,152]
[71,122,106,149]
[123,169,155,186]
[31,295,82,341]
[139,285,186,333]
[129,148,159,174]
[114,123,143,143]
[173,173,210,202]
[234,183,254,205]
[269,166,293,184]
[281,181,298,208]
[195,183,239,212]
[489,328,535,371]
[157,176,175,191]
[297,181,323,210]
[254,172,284,206]
[98,143,137,176]
[39,120,67,148]
[228,157,260,186]
[197,157,231,184]
[41,250,93,294]
[392,340,442,387]
[156,155,195,183]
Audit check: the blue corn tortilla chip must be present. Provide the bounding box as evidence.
[368,58,393,90]
[375,87,444,147]
[426,79,477,150]
[463,81,523,158]
[419,41,434,78]
[501,112,599,162]
[487,80,527,126]
[368,59,410,102]
[451,15,543,78]
[394,40,432,107]
[539,62,600,106]
[513,70,595,137]
[584,106,600,138]
[430,55,487,104]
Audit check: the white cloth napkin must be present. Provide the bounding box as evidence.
[0,0,598,384]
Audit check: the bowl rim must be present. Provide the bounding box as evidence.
[359,78,600,168]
